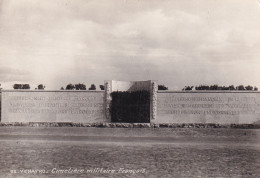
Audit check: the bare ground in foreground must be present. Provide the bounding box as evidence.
[0,127,259,178]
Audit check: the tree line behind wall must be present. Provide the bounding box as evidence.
[10,83,170,91]
[7,83,259,91]
[183,85,258,91]
[12,84,45,90]
[10,83,104,90]
[61,84,104,90]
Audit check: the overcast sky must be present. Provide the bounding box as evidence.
[0,0,260,90]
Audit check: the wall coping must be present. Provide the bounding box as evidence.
[158,90,260,93]
[1,90,104,93]
[1,90,260,93]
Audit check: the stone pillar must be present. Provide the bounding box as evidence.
[104,81,112,121]
[150,81,158,123]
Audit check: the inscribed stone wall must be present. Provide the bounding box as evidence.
[157,91,260,124]
[2,89,260,124]
[1,90,105,123]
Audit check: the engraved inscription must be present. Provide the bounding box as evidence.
[158,95,258,116]
[7,95,103,115]
[2,91,105,123]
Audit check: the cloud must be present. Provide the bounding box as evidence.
[0,0,260,89]
[0,67,31,82]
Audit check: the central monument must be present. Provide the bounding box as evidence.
[104,80,158,123]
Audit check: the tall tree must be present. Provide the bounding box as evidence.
[245,85,253,90]
[99,85,105,90]
[22,84,30,89]
[75,83,86,90]
[13,84,22,89]
[182,86,193,91]
[13,84,30,89]
[37,84,45,90]
[158,85,168,90]
[89,84,96,90]
[236,85,245,90]
[66,84,75,90]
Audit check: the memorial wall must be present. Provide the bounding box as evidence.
[1,90,105,123]
[157,91,260,124]
[1,86,260,124]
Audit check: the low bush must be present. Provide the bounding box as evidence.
[158,85,168,90]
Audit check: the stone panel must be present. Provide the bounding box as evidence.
[1,90,105,123]
[157,91,260,124]
[110,80,152,92]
